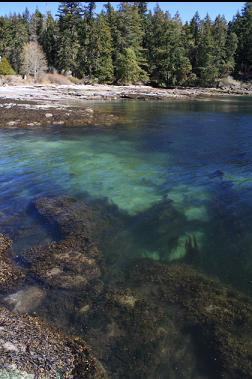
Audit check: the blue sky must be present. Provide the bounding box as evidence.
[0,2,245,22]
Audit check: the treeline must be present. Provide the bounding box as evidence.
[0,2,252,87]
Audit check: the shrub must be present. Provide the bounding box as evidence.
[0,57,16,75]
[68,76,81,84]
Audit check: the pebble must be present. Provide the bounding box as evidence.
[79,304,91,314]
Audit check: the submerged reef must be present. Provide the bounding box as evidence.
[0,234,107,378]
[1,195,252,379]
[34,196,128,243]
[81,287,203,379]
[21,196,110,291]
[129,260,252,379]
[0,234,24,292]
[31,197,204,378]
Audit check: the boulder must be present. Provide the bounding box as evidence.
[4,286,46,313]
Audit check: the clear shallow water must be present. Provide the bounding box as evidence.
[1,98,252,296]
[1,97,252,378]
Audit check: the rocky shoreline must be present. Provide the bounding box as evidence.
[0,196,252,378]
[0,83,252,129]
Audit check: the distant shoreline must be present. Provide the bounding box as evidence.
[0,84,251,129]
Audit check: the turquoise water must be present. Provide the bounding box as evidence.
[1,98,252,296]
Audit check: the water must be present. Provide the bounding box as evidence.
[1,97,252,377]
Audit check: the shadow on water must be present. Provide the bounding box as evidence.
[69,178,252,297]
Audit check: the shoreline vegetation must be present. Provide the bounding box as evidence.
[0,2,252,88]
[1,82,252,129]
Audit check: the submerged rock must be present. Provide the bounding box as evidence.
[24,238,103,290]
[82,288,203,379]
[34,196,126,243]
[129,260,252,379]
[0,234,24,292]
[15,196,110,292]
[0,306,107,378]
[4,286,46,313]
[35,196,103,238]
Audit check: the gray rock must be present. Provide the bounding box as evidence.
[4,286,46,313]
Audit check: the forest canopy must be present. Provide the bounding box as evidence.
[0,2,251,87]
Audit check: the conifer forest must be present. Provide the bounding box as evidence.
[1,2,252,87]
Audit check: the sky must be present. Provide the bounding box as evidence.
[0,2,245,22]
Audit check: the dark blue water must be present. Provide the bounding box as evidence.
[1,97,252,297]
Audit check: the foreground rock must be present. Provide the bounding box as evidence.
[32,197,201,378]
[0,234,24,292]
[0,306,107,378]
[2,195,251,378]
[129,260,252,379]
[81,287,203,379]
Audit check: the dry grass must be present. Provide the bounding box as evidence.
[217,76,242,87]
[0,73,72,86]
[39,73,72,85]
[0,75,31,86]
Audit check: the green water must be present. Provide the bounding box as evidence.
[1,98,252,295]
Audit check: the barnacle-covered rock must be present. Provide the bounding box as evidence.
[0,234,24,292]
[129,260,252,379]
[34,196,109,240]
[24,237,103,291]
[82,287,203,379]
[0,306,108,378]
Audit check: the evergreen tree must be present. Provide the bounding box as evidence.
[212,15,237,78]
[76,2,99,79]
[29,9,44,42]
[117,47,143,84]
[188,11,201,79]
[114,2,148,83]
[94,14,114,82]
[0,3,245,86]
[104,2,121,79]
[231,2,252,78]
[196,15,218,85]
[1,14,29,73]
[57,2,82,74]
[0,57,16,75]
[225,27,238,76]
[40,12,59,71]
[146,6,191,87]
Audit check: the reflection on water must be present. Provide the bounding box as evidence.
[1,97,252,377]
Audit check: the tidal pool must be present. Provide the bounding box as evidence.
[1,97,252,378]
